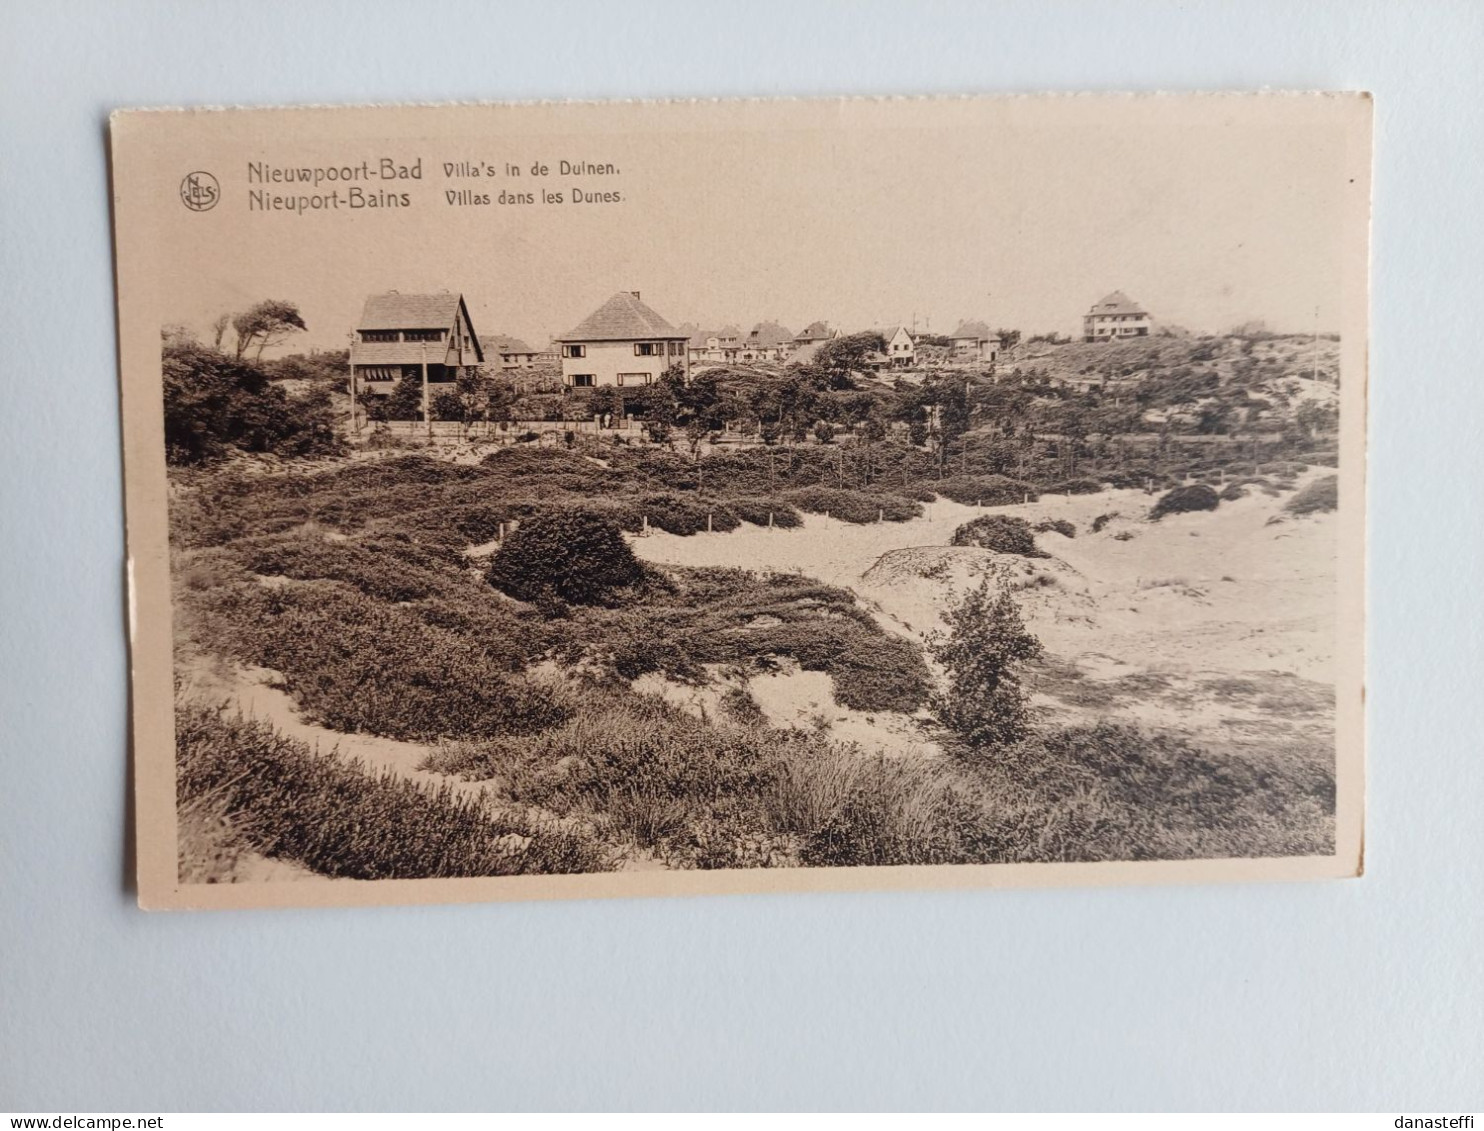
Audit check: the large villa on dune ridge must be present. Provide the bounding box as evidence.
[1083,291,1152,341]
[556,291,690,389]
[350,291,483,397]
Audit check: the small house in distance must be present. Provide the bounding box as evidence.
[350,291,483,397]
[555,291,689,389]
[481,334,540,370]
[792,321,836,350]
[1083,291,1152,341]
[739,321,793,362]
[948,320,1001,364]
[881,325,916,368]
[688,325,743,364]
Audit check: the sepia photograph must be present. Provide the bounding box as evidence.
[111,94,1369,909]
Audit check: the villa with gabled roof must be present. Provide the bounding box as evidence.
[740,321,793,362]
[350,291,483,398]
[881,325,916,368]
[555,291,689,389]
[688,325,744,364]
[1083,291,1152,341]
[949,319,1001,364]
[481,334,540,371]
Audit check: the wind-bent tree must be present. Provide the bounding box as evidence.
[232,299,307,360]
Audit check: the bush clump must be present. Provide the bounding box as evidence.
[725,497,803,529]
[1149,483,1220,520]
[786,487,921,524]
[1284,475,1338,516]
[931,475,1036,507]
[487,508,643,605]
[1219,483,1248,502]
[633,493,741,536]
[1033,519,1076,539]
[1044,477,1102,496]
[950,514,1046,557]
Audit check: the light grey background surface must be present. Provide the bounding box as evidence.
[2,0,1481,1112]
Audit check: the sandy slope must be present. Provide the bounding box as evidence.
[632,472,1338,753]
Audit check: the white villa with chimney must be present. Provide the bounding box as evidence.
[556,291,690,389]
[1083,291,1152,341]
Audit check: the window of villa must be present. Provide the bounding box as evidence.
[571,374,595,387]
[361,331,398,342]
[563,344,586,358]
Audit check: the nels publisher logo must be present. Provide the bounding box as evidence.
[180,170,219,212]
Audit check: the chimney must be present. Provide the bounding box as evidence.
[630,291,641,301]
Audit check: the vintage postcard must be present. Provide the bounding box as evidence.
[111,94,1369,910]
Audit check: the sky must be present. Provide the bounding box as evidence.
[142,96,1368,355]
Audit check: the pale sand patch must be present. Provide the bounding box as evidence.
[745,665,941,759]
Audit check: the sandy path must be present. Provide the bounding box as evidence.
[182,657,493,801]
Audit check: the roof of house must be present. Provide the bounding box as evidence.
[690,325,744,347]
[795,320,833,342]
[881,325,912,341]
[558,291,686,342]
[747,321,793,348]
[1088,291,1148,316]
[357,291,464,331]
[950,320,993,341]
[482,334,535,355]
[350,340,458,366]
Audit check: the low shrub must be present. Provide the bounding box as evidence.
[633,493,742,536]
[1044,477,1102,496]
[1284,475,1338,516]
[1149,483,1220,520]
[950,515,1046,557]
[1033,519,1076,539]
[785,486,921,524]
[969,722,1335,860]
[1219,483,1248,502]
[931,475,1037,507]
[187,577,564,740]
[176,703,612,879]
[725,497,803,528]
[1090,512,1119,534]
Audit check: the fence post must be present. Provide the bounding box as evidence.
[642,515,649,537]
[769,511,775,530]
[878,507,883,524]
[707,512,713,534]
